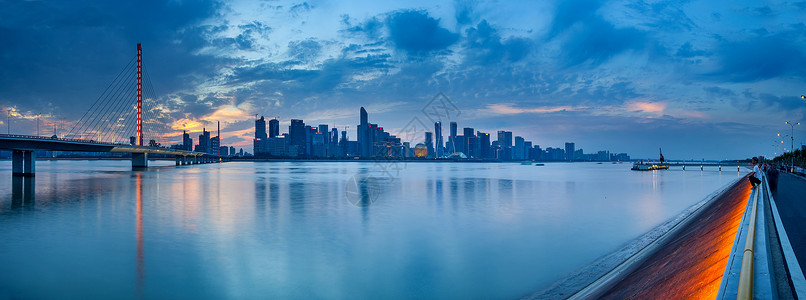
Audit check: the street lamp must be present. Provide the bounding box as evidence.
[6,109,10,134]
[36,113,40,136]
[786,121,800,172]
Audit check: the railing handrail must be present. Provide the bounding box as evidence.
[737,178,760,299]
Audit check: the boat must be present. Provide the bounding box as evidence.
[520,162,532,165]
[631,148,670,171]
[534,163,545,166]
[631,164,669,171]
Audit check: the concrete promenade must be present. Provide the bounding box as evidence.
[772,173,806,278]
[568,178,751,299]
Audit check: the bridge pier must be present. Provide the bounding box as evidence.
[12,150,36,176]
[132,153,148,168]
[175,156,182,166]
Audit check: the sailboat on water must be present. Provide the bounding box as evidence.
[631,148,670,171]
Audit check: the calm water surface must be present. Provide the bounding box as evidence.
[0,160,740,299]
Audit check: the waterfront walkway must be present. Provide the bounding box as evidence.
[772,172,806,275]
[571,179,751,299]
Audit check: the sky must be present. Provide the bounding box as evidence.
[1,0,805,160]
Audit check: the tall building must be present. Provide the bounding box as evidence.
[318,124,329,144]
[434,122,443,158]
[230,146,236,157]
[289,119,306,155]
[340,130,348,156]
[497,131,512,160]
[478,132,491,158]
[449,122,457,153]
[255,116,268,155]
[182,131,192,151]
[515,136,525,160]
[358,107,371,157]
[306,126,316,156]
[425,132,434,159]
[197,128,211,153]
[463,128,474,157]
[255,116,267,139]
[268,118,279,138]
[211,136,220,155]
[565,142,575,161]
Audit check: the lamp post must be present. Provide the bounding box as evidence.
[786,121,800,172]
[36,113,40,136]
[6,109,10,134]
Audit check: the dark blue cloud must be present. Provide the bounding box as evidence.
[703,86,736,98]
[708,36,806,82]
[546,0,648,67]
[675,42,709,58]
[454,0,477,25]
[625,0,695,31]
[464,20,532,65]
[386,10,459,54]
[560,18,647,66]
[0,0,225,120]
[343,17,384,41]
[548,0,602,38]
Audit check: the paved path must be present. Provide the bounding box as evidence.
[771,172,806,273]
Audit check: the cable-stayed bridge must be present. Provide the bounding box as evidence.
[1,44,222,176]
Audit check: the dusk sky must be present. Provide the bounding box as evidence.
[1,0,805,160]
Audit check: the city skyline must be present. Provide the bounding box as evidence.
[0,1,804,160]
[251,107,632,161]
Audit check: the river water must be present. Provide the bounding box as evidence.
[0,160,740,299]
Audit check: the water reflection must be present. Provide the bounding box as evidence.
[11,176,34,209]
[135,172,144,296]
[0,161,739,299]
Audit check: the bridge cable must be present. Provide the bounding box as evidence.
[142,67,164,146]
[98,69,139,143]
[84,62,136,142]
[68,55,134,140]
[67,56,136,139]
[78,59,135,142]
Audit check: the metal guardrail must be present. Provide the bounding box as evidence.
[737,183,759,299]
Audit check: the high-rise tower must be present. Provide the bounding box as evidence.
[435,122,443,158]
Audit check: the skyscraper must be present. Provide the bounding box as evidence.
[463,128,474,157]
[268,118,279,138]
[211,136,220,155]
[565,142,575,161]
[434,122,443,158]
[358,107,371,157]
[198,128,211,153]
[289,119,306,155]
[449,122,457,153]
[182,130,192,151]
[425,132,434,159]
[255,116,267,139]
[497,131,512,160]
[478,132,491,159]
[318,124,329,144]
[515,136,525,160]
